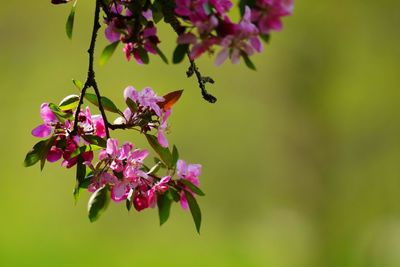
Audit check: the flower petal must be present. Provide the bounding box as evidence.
[31,124,52,138]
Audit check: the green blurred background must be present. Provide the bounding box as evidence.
[1,1,400,266]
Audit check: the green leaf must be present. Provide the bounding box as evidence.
[145,134,172,168]
[88,186,110,222]
[24,140,47,167]
[84,93,120,114]
[73,79,84,90]
[24,137,55,170]
[70,144,103,158]
[48,103,72,121]
[126,97,138,113]
[40,137,56,171]
[74,156,86,203]
[180,180,205,196]
[203,2,212,15]
[66,0,77,39]
[242,53,257,71]
[126,198,132,211]
[167,187,181,202]
[239,0,256,15]
[184,191,202,234]
[151,2,164,23]
[173,44,189,64]
[137,46,149,64]
[99,41,120,66]
[260,34,270,43]
[147,162,162,175]
[59,94,80,111]
[155,46,169,64]
[157,194,172,226]
[82,135,107,148]
[172,145,179,168]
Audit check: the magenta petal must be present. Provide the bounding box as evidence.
[180,192,189,210]
[215,48,229,66]
[40,103,57,124]
[157,131,169,148]
[31,124,52,138]
[47,147,62,162]
[111,183,129,202]
[177,160,187,177]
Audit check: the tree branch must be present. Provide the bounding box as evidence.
[72,0,111,139]
[159,0,217,103]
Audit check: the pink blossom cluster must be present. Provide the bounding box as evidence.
[31,103,105,168]
[98,0,293,66]
[175,0,294,65]
[26,85,202,225]
[103,1,161,64]
[86,138,202,212]
[121,86,172,148]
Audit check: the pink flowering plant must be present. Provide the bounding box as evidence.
[25,0,293,233]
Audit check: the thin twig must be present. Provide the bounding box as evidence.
[72,0,111,139]
[159,0,217,103]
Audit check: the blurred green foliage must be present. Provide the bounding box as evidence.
[1,1,400,267]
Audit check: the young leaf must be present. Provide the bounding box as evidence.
[137,46,149,64]
[151,1,164,23]
[167,187,181,202]
[184,191,202,234]
[172,145,179,168]
[260,34,270,43]
[24,137,56,170]
[241,53,257,71]
[173,44,189,64]
[70,144,103,158]
[72,79,84,90]
[155,46,169,64]
[126,97,138,113]
[24,140,47,167]
[48,103,72,121]
[74,156,86,202]
[99,41,120,66]
[157,194,172,226]
[66,0,77,39]
[84,93,120,114]
[88,186,110,222]
[158,90,183,111]
[59,94,80,111]
[145,134,172,168]
[82,135,107,148]
[40,137,56,171]
[180,180,205,196]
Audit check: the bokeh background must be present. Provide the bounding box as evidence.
[1,1,400,266]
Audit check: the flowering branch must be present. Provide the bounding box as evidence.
[25,0,294,233]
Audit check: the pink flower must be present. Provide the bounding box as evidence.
[123,148,149,178]
[31,103,58,138]
[103,138,132,172]
[177,160,202,210]
[104,19,121,43]
[251,0,294,34]
[111,180,130,202]
[215,7,262,65]
[157,109,171,148]
[133,191,149,211]
[124,86,164,117]
[147,176,171,208]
